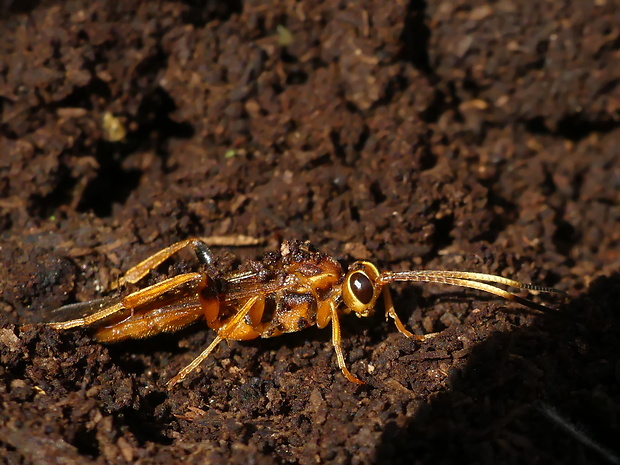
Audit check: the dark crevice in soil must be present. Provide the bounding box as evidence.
[354,124,370,153]
[478,189,518,243]
[369,181,386,205]
[556,114,620,141]
[1,0,41,16]
[180,0,243,26]
[71,426,99,458]
[462,70,485,96]
[417,144,437,171]
[400,0,435,78]
[27,165,77,219]
[132,87,195,155]
[431,213,455,254]
[369,75,409,111]
[524,113,620,141]
[123,395,173,446]
[539,163,557,197]
[421,80,466,128]
[596,77,620,96]
[553,217,578,258]
[419,89,448,123]
[76,141,142,217]
[54,78,111,110]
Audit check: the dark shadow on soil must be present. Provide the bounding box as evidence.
[524,113,620,142]
[400,0,434,77]
[375,273,620,464]
[1,0,42,15]
[76,140,143,217]
[179,0,243,26]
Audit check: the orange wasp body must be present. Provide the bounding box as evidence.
[47,239,562,387]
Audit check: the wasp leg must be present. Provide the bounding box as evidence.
[167,295,260,388]
[121,239,214,285]
[49,273,205,330]
[95,299,205,342]
[382,286,439,342]
[330,304,364,385]
[167,334,224,388]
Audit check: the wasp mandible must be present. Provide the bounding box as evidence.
[46,239,563,387]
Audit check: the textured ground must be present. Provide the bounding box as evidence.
[1,0,619,464]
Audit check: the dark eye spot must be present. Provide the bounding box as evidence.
[350,272,374,305]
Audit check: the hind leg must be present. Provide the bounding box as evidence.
[121,239,215,285]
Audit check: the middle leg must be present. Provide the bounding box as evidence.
[167,295,261,388]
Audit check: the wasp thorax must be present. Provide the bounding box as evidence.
[342,261,382,317]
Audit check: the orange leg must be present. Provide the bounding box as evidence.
[95,299,205,342]
[382,286,439,342]
[121,239,213,285]
[167,295,260,388]
[49,273,205,330]
[330,303,364,385]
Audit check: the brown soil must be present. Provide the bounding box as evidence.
[1,1,619,464]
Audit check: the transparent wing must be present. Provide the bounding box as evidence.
[221,270,300,303]
[42,295,125,324]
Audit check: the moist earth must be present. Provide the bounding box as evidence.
[1,1,619,464]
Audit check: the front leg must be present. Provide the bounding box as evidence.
[382,286,439,342]
[330,304,364,384]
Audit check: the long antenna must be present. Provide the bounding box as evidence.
[379,270,565,311]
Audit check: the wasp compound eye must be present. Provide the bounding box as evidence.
[350,271,374,305]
